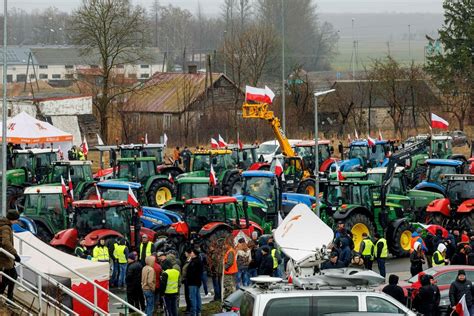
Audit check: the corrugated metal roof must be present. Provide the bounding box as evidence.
[0,47,36,65]
[122,72,224,113]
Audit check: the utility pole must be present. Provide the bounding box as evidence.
[351,18,356,80]
[281,0,286,133]
[2,0,8,216]
[223,30,227,75]
[408,24,411,60]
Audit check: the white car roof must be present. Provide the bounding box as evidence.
[367,167,405,174]
[261,139,302,146]
[24,185,62,194]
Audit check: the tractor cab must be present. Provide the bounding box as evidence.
[431,135,453,159]
[191,149,235,176]
[119,144,165,164]
[339,140,394,172]
[270,155,306,192]
[227,144,258,170]
[294,140,336,173]
[10,148,58,184]
[444,175,474,209]
[325,180,375,211]
[415,159,464,195]
[49,161,93,185]
[117,157,158,183]
[162,177,212,213]
[97,181,147,205]
[367,167,407,196]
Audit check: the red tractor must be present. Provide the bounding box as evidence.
[426,174,474,231]
[167,196,263,254]
[50,200,156,252]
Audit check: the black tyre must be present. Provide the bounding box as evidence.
[36,223,54,242]
[411,166,427,187]
[7,186,24,211]
[389,221,413,257]
[222,173,242,196]
[297,179,316,196]
[344,212,376,253]
[202,229,231,254]
[147,179,174,207]
[425,212,445,226]
[460,213,474,232]
[81,185,98,200]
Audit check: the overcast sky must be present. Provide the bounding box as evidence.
[9,0,445,14]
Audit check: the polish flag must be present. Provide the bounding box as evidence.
[211,138,219,149]
[335,163,345,181]
[127,186,140,208]
[455,294,469,316]
[354,129,359,139]
[163,133,168,146]
[367,135,376,147]
[61,176,68,196]
[168,173,174,184]
[81,136,89,156]
[274,158,284,177]
[95,184,101,200]
[218,134,228,148]
[209,164,217,186]
[68,172,74,200]
[265,86,275,104]
[378,129,383,141]
[145,133,148,145]
[245,85,274,104]
[237,133,243,150]
[431,113,449,130]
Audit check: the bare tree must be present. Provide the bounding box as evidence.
[71,0,148,142]
[176,76,202,143]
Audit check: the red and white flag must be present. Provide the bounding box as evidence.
[61,176,68,196]
[367,135,376,147]
[127,185,140,208]
[274,158,284,177]
[95,184,101,200]
[218,134,228,148]
[335,163,345,181]
[378,129,383,141]
[168,173,174,184]
[431,113,449,130]
[163,133,168,146]
[354,129,359,139]
[209,164,217,186]
[211,138,219,149]
[81,136,89,156]
[265,86,275,103]
[455,294,469,316]
[68,172,74,200]
[237,133,243,150]
[145,133,148,145]
[245,85,275,104]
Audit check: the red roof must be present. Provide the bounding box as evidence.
[73,200,128,208]
[185,196,237,205]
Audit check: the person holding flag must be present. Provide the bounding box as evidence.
[449,270,473,315]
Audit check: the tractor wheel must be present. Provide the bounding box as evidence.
[389,221,413,257]
[81,185,98,200]
[425,212,445,226]
[222,173,242,196]
[412,166,427,187]
[148,179,174,207]
[460,213,474,232]
[297,180,315,196]
[36,223,53,242]
[7,186,24,211]
[344,213,375,252]
[202,229,232,255]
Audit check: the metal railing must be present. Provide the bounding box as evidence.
[13,234,146,315]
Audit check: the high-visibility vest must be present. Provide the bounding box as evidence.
[113,244,127,264]
[432,251,445,267]
[375,238,388,259]
[224,248,238,275]
[140,242,152,258]
[93,245,109,262]
[164,269,180,294]
[361,238,374,259]
[271,249,278,269]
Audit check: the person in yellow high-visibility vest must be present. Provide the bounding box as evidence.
[160,259,180,316]
[139,234,155,266]
[113,238,129,289]
[374,233,388,277]
[432,243,448,267]
[93,238,110,262]
[359,232,374,270]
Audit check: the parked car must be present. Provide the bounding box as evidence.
[449,130,470,147]
[256,139,302,163]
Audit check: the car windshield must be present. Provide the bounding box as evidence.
[179,183,209,201]
[100,187,147,205]
[74,206,132,238]
[257,144,278,155]
[427,165,457,186]
[349,145,368,160]
[407,268,437,283]
[244,176,275,200]
[447,180,474,202]
[118,160,155,181]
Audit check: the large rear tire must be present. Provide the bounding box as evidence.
[425,212,445,226]
[389,221,413,257]
[297,179,316,196]
[36,223,54,243]
[460,213,474,232]
[344,213,375,252]
[202,229,231,254]
[222,173,242,196]
[148,179,174,207]
[411,166,427,187]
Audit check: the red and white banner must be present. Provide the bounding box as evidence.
[237,134,243,151]
[335,163,345,181]
[209,164,217,186]
[274,159,283,177]
[455,294,469,316]
[245,85,275,104]
[68,172,74,200]
[378,129,383,141]
[61,176,68,196]
[218,134,228,148]
[81,136,89,156]
[367,135,376,147]
[127,186,140,208]
[211,138,219,149]
[431,113,449,130]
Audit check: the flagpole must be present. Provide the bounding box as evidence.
[1,0,8,217]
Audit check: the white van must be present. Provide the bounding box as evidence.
[256,139,302,163]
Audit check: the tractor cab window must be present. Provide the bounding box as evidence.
[40,194,63,228]
[446,180,474,203]
[224,203,238,220]
[23,194,40,214]
[13,154,33,170]
[360,185,373,207]
[186,204,226,230]
[38,153,57,167]
[427,165,457,186]
[51,165,68,183]
[257,144,278,155]
[432,139,452,157]
[283,158,303,179]
[388,177,403,195]
[100,188,146,205]
[192,155,210,172]
[367,173,383,186]
[75,207,105,237]
[70,165,85,183]
[295,146,312,159]
[244,177,275,201]
[179,183,209,201]
[349,145,368,161]
[327,185,350,205]
[370,144,386,165]
[137,161,156,180]
[351,186,362,205]
[320,145,331,162]
[105,206,132,238]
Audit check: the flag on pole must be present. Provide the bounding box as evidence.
[431,113,449,130]
[127,186,140,208]
[209,164,217,186]
[354,129,359,139]
[367,135,376,147]
[95,184,101,200]
[455,294,469,316]
[218,134,228,148]
[168,173,174,184]
[81,136,89,155]
[264,86,275,103]
[245,85,275,104]
[61,176,68,196]
[378,129,383,141]
[97,133,104,146]
[68,172,74,200]
[335,163,345,181]
[145,133,148,145]
[163,133,168,146]
[211,138,219,149]
[274,158,284,177]
[237,135,243,150]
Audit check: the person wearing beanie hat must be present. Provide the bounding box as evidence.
[0,209,21,300]
[432,243,448,266]
[414,274,438,316]
[382,275,406,304]
[410,241,425,276]
[449,269,473,314]
[126,250,145,310]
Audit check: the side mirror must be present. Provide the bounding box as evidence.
[371,146,377,154]
[242,151,248,161]
[242,198,249,212]
[212,157,217,165]
[69,168,75,175]
[270,178,275,186]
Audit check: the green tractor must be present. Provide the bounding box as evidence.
[322,179,413,257]
[115,157,175,206]
[162,177,211,213]
[6,148,57,208]
[47,160,97,200]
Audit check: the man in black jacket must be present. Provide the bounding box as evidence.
[382,275,406,305]
[414,274,438,316]
[187,249,203,316]
[449,270,474,315]
[258,246,274,276]
[126,253,145,310]
[320,252,345,270]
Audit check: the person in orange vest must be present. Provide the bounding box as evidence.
[223,237,238,299]
[410,228,427,253]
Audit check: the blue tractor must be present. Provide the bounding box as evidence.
[338,140,395,172]
[414,159,465,196]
